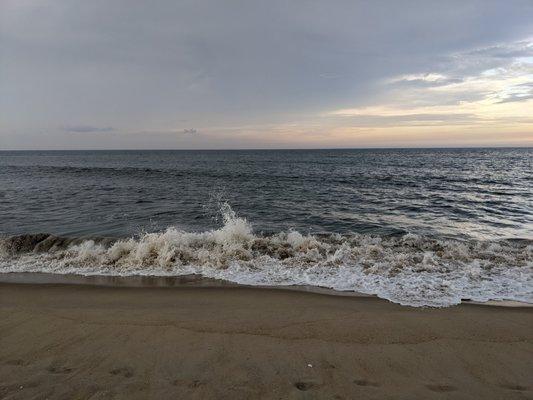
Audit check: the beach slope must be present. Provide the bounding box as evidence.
[1,283,532,399]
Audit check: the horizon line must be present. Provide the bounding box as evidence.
[1,145,532,152]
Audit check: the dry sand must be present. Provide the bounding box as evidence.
[1,283,532,399]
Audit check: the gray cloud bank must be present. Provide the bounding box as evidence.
[1,0,532,149]
[63,125,115,133]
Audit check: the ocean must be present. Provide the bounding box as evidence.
[1,148,531,307]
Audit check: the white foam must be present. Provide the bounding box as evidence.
[1,204,531,307]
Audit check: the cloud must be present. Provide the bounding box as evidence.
[331,113,479,127]
[63,125,115,133]
[498,93,533,103]
[1,1,532,148]
[388,74,464,88]
[327,38,533,132]
[496,82,533,103]
[464,40,533,59]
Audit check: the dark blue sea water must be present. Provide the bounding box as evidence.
[1,148,531,306]
[1,148,531,239]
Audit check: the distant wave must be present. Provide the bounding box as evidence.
[1,204,531,307]
[4,164,523,187]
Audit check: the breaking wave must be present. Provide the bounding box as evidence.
[1,204,531,307]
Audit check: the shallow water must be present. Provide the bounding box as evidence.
[1,148,531,306]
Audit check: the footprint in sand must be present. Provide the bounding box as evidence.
[294,382,315,391]
[426,384,457,392]
[109,367,134,378]
[173,379,203,389]
[46,363,73,374]
[353,379,380,387]
[500,384,530,391]
[294,381,325,391]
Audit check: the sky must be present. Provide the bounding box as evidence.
[1,0,532,149]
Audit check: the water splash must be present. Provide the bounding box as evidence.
[1,204,531,307]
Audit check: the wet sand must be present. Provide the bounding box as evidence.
[1,283,532,399]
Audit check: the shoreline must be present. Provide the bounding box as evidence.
[0,271,530,308]
[1,282,532,399]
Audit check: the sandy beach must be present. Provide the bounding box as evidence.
[0,283,532,399]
